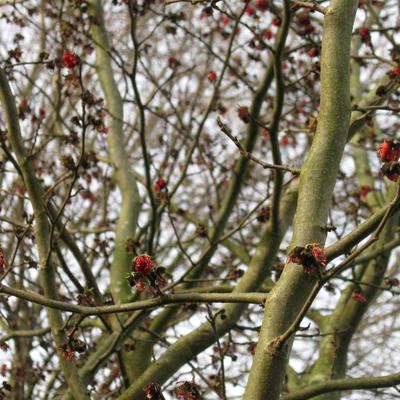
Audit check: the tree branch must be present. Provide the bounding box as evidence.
[282,371,400,400]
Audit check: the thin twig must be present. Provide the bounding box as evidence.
[216,117,300,175]
[290,0,329,15]
[206,305,227,400]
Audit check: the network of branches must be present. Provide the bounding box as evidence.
[0,0,400,399]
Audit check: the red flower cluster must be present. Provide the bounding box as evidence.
[359,26,369,37]
[351,291,367,303]
[245,6,254,16]
[0,247,5,275]
[207,70,217,82]
[272,17,281,26]
[154,178,167,192]
[378,140,400,182]
[263,29,272,40]
[255,0,268,11]
[59,344,76,361]
[360,185,373,199]
[128,255,167,294]
[389,65,400,77]
[379,140,400,162]
[310,245,327,267]
[308,48,318,58]
[237,106,251,123]
[143,383,165,400]
[220,16,230,26]
[132,255,153,275]
[297,11,310,26]
[296,10,314,35]
[62,50,79,69]
[218,104,227,115]
[359,26,371,45]
[287,243,327,276]
[381,162,400,182]
[175,381,202,400]
[168,56,179,69]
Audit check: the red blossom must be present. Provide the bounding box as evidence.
[388,174,399,182]
[154,178,167,192]
[18,99,29,116]
[175,381,202,399]
[280,135,290,146]
[237,106,251,123]
[135,281,147,292]
[255,0,269,11]
[359,26,371,44]
[245,6,254,15]
[217,104,227,115]
[389,66,400,76]
[297,12,310,26]
[59,345,76,361]
[261,127,270,141]
[220,15,230,26]
[308,48,318,58]
[310,245,327,267]
[359,26,369,37]
[62,50,79,69]
[168,56,179,68]
[287,254,302,265]
[351,291,367,303]
[9,47,22,61]
[276,263,285,270]
[143,383,165,399]
[381,161,400,182]
[272,17,281,26]
[287,244,327,275]
[207,70,217,82]
[132,254,153,275]
[263,29,272,40]
[378,140,400,162]
[0,247,5,275]
[360,185,373,199]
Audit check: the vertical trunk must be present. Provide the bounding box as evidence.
[90,0,141,305]
[244,2,359,399]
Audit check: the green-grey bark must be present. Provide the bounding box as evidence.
[243,2,359,399]
[90,0,141,305]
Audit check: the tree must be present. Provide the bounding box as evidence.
[0,0,400,399]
